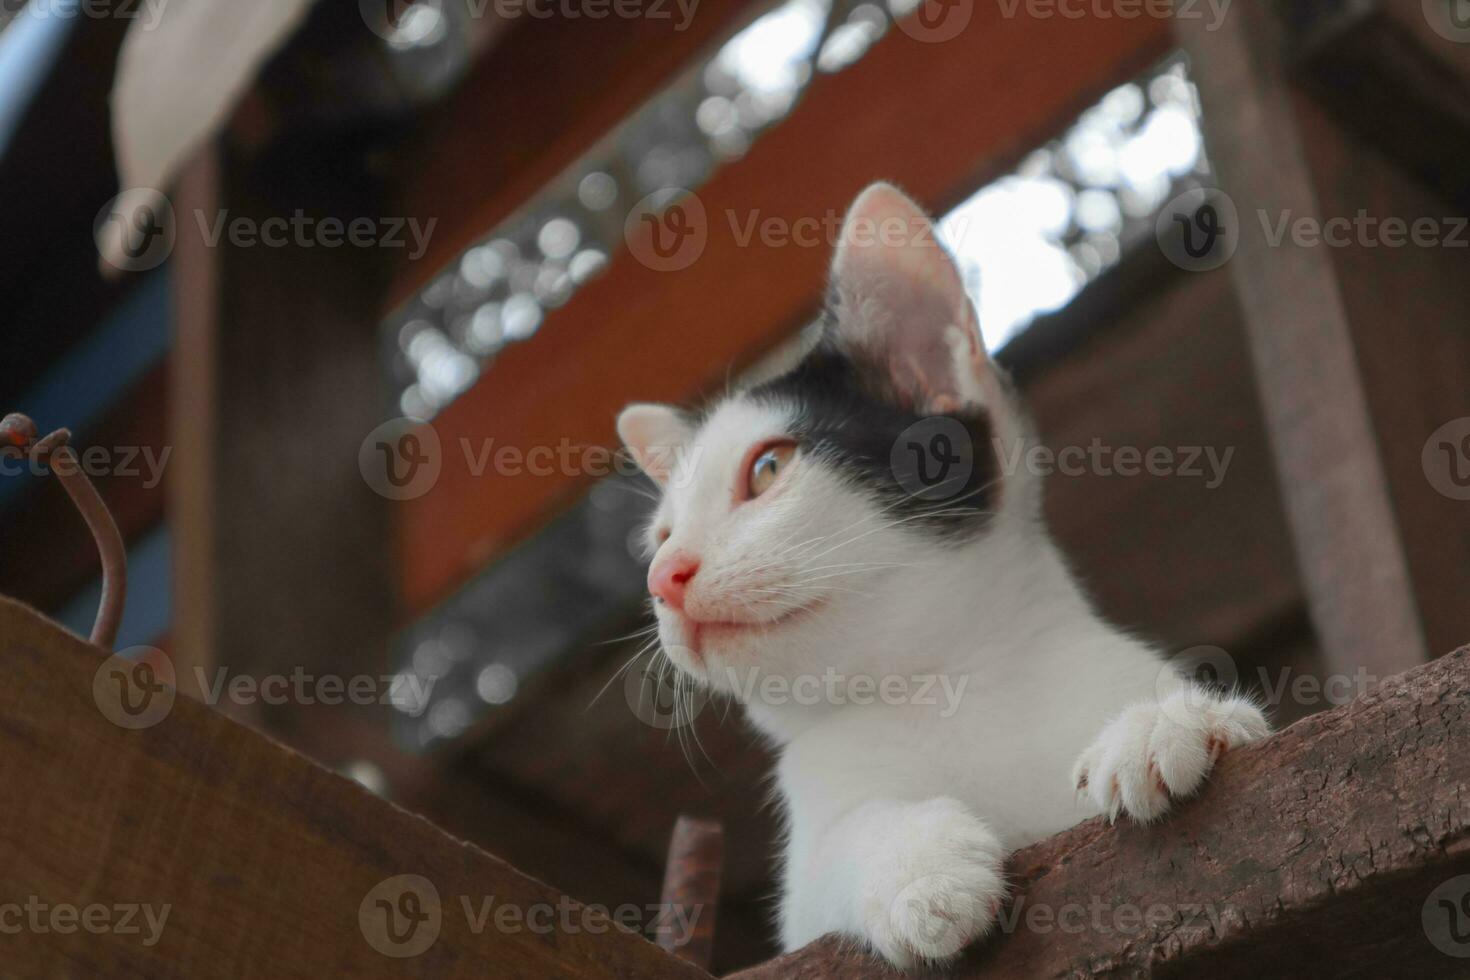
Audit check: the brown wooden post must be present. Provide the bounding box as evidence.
[658,815,724,970]
[170,147,221,700]
[1176,5,1431,676]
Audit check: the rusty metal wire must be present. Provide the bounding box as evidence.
[1,413,128,650]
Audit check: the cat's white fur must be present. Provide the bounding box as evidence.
[618,183,1269,970]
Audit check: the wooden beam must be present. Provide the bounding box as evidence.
[397,9,1173,614]
[166,136,398,742]
[1281,3,1470,663]
[385,0,764,311]
[0,596,712,979]
[1176,5,1430,676]
[731,643,1470,979]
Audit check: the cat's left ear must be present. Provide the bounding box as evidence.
[617,403,691,486]
[827,182,999,416]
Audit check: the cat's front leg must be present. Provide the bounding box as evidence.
[1071,687,1269,823]
[784,796,1007,970]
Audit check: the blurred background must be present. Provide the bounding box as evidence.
[1,0,1467,971]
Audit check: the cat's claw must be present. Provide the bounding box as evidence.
[1070,690,1269,824]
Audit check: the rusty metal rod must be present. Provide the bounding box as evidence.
[1,413,128,650]
[657,815,723,970]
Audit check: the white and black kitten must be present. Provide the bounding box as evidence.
[617,182,1268,970]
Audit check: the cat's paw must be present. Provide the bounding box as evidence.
[1071,690,1269,824]
[860,798,1007,970]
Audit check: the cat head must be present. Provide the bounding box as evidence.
[617,183,1035,702]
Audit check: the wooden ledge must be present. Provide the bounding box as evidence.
[0,596,711,979]
[731,645,1470,979]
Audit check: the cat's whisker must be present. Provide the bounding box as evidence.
[586,634,662,712]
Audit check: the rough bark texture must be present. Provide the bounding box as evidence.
[731,646,1470,979]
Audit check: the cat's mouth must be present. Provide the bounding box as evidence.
[672,598,827,655]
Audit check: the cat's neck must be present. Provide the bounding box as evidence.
[740,519,1104,743]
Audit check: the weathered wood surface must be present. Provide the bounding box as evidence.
[0,597,712,980]
[730,645,1470,979]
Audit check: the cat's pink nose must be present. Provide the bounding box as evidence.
[649,553,699,611]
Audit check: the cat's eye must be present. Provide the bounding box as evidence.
[747,442,797,499]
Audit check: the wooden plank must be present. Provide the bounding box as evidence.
[1176,5,1429,676]
[730,643,1470,979]
[384,0,764,311]
[398,10,1173,613]
[0,596,713,979]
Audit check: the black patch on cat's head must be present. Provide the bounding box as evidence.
[745,336,999,542]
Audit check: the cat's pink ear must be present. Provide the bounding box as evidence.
[617,403,690,485]
[828,183,993,414]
